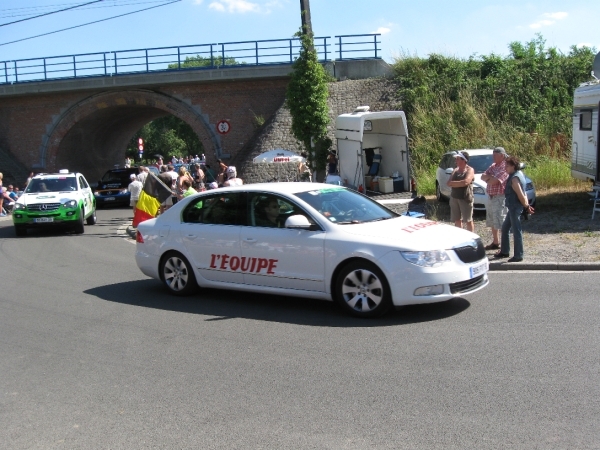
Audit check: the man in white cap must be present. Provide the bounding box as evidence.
[481,147,509,250]
[223,166,243,187]
[128,173,143,212]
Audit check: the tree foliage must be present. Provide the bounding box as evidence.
[126,115,204,163]
[393,35,596,171]
[167,55,237,69]
[286,31,331,170]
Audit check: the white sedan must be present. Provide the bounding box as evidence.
[436,149,536,211]
[135,183,489,317]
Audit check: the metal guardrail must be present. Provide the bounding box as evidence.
[0,34,381,85]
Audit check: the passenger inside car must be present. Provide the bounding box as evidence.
[255,197,283,228]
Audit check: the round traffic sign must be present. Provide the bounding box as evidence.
[217,120,231,135]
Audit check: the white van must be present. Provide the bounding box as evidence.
[572,52,600,183]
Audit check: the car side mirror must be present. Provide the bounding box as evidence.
[445,168,453,174]
[285,214,318,230]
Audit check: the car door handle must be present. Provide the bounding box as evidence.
[186,234,197,239]
[243,238,257,243]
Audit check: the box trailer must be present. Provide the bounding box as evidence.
[334,107,412,193]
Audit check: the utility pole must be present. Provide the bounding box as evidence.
[299,0,312,35]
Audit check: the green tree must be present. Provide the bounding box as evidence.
[168,55,237,69]
[127,115,204,163]
[285,31,330,171]
[392,36,595,170]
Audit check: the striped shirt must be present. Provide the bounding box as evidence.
[484,161,508,196]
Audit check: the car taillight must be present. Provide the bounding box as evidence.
[136,231,144,243]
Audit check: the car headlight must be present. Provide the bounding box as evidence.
[121,189,128,194]
[473,186,485,195]
[94,191,100,196]
[14,203,26,211]
[525,182,534,191]
[401,250,451,267]
[62,199,78,208]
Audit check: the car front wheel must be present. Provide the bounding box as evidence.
[73,209,85,234]
[335,260,392,318]
[86,208,97,225]
[160,251,197,296]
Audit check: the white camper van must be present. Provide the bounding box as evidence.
[334,107,412,194]
[572,52,600,183]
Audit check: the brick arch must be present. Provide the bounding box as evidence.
[41,89,221,179]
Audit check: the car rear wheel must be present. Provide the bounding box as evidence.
[335,260,392,318]
[436,182,447,202]
[14,225,26,237]
[160,251,197,296]
[73,209,85,234]
[86,208,97,225]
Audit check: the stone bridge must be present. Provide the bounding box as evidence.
[0,59,392,184]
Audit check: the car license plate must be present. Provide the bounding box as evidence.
[470,260,488,278]
[105,197,115,201]
[34,217,53,223]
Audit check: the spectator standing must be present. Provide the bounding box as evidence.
[7,185,18,202]
[223,166,243,187]
[446,151,475,232]
[327,151,338,176]
[166,164,179,206]
[298,152,312,182]
[128,174,143,211]
[125,157,132,168]
[190,164,205,191]
[181,179,197,198]
[217,159,228,185]
[0,172,4,216]
[176,166,193,200]
[25,172,34,189]
[481,147,509,250]
[494,156,535,262]
[137,166,148,186]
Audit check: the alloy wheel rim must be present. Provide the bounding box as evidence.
[164,257,189,291]
[341,269,383,312]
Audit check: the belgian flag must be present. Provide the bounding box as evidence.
[132,173,173,227]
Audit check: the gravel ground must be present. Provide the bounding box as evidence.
[382,189,600,263]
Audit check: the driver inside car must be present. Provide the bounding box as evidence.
[255,197,284,228]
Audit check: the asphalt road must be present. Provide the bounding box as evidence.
[0,209,598,449]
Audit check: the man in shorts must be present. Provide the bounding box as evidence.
[481,147,509,250]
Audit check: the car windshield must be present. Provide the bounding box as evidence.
[294,187,397,224]
[101,171,133,185]
[25,177,77,193]
[467,154,494,173]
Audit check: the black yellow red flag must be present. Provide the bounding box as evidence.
[132,173,173,227]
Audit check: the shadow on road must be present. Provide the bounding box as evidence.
[85,279,470,327]
[0,217,130,239]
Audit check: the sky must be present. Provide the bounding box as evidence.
[1,0,599,65]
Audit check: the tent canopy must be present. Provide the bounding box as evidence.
[253,150,305,163]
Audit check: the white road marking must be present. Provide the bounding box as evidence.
[117,222,136,244]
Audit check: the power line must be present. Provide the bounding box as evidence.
[0,0,130,12]
[0,0,105,28]
[0,1,168,19]
[0,0,181,47]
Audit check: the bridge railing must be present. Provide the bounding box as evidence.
[0,34,380,85]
